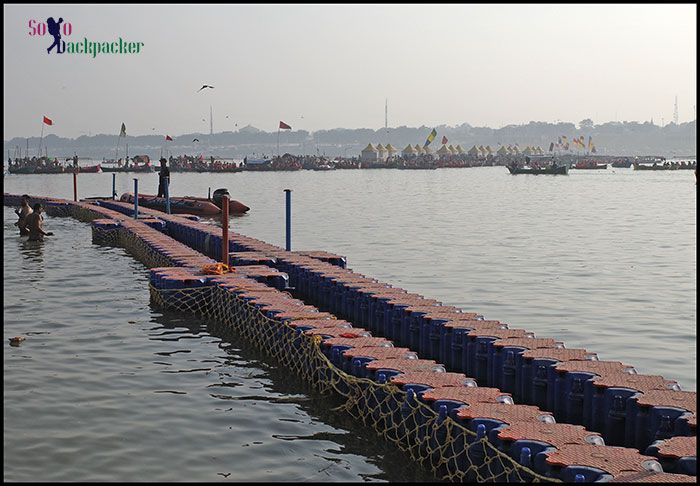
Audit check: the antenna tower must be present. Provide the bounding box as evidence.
[385,98,388,135]
[673,96,679,125]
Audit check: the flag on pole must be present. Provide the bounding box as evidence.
[424,128,437,147]
[165,135,173,141]
[279,121,291,130]
[43,116,53,126]
[441,135,448,145]
[119,123,127,137]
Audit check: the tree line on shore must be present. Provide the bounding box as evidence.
[4,119,695,160]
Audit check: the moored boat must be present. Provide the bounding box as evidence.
[119,189,249,216]
[633,162,690,171]
[7,166,36,174]
[79,164,102,173]
[101,164,155,173]
[33,166,66,174]
[507,165,568,175]
[573,160,608,170]
[611,159,633,168]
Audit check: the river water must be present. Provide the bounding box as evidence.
[3,166,696,481]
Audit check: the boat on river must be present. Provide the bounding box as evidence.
[8,165,40,174]
[101,165,155,173]
[610,159,633,168]
[633,162,692,171]
[120,188,249,216]
[507,165,568,175]
[573,160,608,170]
[33,166,67,174]
[78,164,102,173]
[102,155,155,173]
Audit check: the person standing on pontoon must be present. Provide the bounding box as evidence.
[157,158,170,197]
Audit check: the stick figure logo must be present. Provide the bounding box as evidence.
[46,17,65,54]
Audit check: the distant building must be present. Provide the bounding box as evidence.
[376,143,387,161]
[402,144,416,157]
[436,144,451,159]
[360,143,378,163]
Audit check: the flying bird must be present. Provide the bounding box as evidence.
[197,85,214,92]
[192,138,199,143]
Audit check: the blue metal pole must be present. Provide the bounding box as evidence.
[164,176,171,214]
[284,189,291,251]
[133,178,139,219]
[112,173,116,199]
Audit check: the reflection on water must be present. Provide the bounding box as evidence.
[20,238,46,264]
[3,207,436,482]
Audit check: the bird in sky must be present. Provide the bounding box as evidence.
[197,85,214,92]
[193,138,200,143]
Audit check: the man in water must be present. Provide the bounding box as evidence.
[15,194,33,236]
[157,158,170,197]
[25,203,53,241]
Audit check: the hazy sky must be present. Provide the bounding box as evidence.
[3,3,697,139]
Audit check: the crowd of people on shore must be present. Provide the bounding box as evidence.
[7,152,696,174]
[248,153,508,171]
[166,155,240,172]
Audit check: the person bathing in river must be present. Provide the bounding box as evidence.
[15,194,33,236]
[25,204,53,241]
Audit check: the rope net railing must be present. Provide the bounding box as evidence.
[149,283,555,483]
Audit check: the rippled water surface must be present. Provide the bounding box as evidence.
[3,166,696,480]
[3,208,436,482]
